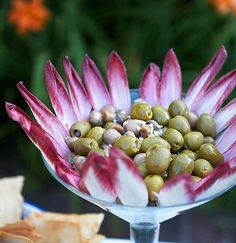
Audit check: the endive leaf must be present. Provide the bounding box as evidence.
[107,52,131,113]
[82,55,111,111]
[44,61,77,130]
[139,63,161,106]
[159,49,182,108]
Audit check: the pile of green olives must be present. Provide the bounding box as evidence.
[65,99,224,202]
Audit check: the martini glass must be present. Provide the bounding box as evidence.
[42,90,236,243]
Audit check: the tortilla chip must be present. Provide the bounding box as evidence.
[0,176,24,227]
[86,234,105,243]
[25,212,104,243]
[0,231,33,243]
[1,221,41,242]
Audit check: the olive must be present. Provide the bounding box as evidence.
[203,136,215,145]
[86,127,105,145]
[88,147,106,156]
[103,128,121,145]
[168,115,191,135]
[73,138,98,156]
[191,175,202,182]
[131,103,153,121]
[196,114,216,137]
[163,128,184,152]
[188,111,198,129]
[193,159,213,178]
[89,111,103,127]
[152,105,170,126]
[104,122,125,134]
[141,137,171,152]
[184,131,204,151]
[181,149,198,161]
[168,153,194,178]
[146,144,172,174]
[134,153,147,165]
[69,120,91,138]
[198,144,223,167]
[168,100,189,119]
[144,175,164,201]
[114,135,141,156]
[137,162,148,177]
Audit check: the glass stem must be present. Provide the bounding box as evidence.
[130,222,160,243]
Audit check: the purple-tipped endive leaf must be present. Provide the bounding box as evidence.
[216,121,236,154]
[185,46,227,109]
[195,160,236,201]
[5,102,69,161]
[17,82,69,150]
[109,148,148,207]
[214,98,236,133]
[159,49,182,108]
[82,55,111,111]
[139,63,161,106]
[193,70,236,115]
[156,175,194,206]
[223,141,236,162]
[63,57,92,119]
[44,61,77,130]
[107,52,131,113]
[55,164,80,189]
[81,153,117,202]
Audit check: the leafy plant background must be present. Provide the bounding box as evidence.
[0,0,236,227]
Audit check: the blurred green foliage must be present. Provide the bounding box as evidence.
[0,0,236,207]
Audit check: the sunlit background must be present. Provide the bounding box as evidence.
[1,0,236,242]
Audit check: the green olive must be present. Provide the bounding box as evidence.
[188,111,198,129]
[181,149,198,161]
[146,144,172,174]
[168,153,194,178]
[184,131,204,151]
[196,114,216,137]
[114,135,141,156]
[163,128,184,152]
[152,105,170,126]
[191,175,202,182]
[86,126,105,145]
[69,120,91,138]
[131,103,153,121]
[198,144,224,167]
[88,147,106,156]
[73,138,98,156]
[141,136,171,152]
[168,100,189,119]
[168,115,191,135]
[193,159,213,178]
[203,136,215,145]
[137,162,148,177]
[144,175,164,201]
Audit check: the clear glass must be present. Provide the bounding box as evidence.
[42,89,236,243]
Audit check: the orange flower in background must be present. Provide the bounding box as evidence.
[8,0,51,36]
[209,0,236,15]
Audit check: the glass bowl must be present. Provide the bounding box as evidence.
[42,90,236,243]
